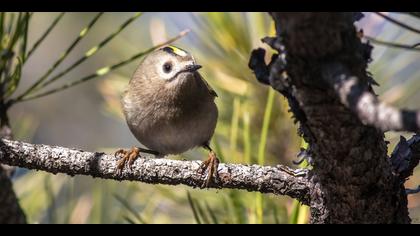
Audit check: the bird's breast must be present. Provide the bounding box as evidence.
[122,90,217,155]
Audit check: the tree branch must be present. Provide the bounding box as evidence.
[364,35,420,51]
[0,139,312,205]
[322,62,420,133]
[374,12,420,35]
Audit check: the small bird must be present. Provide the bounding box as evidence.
[115,45,219,187]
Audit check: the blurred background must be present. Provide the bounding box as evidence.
[5,12,420,223]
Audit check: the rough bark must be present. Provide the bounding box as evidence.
[0,104,26,224]
[0,167,26,224]
[0,139,312,204]
[253,12,411,223]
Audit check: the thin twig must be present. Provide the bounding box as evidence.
[375,12,420,35]
[364,36,420,51]
[39,12,143,89]
[15,12,104,102]
[20,12,30,62]
[25,12,65,60]
[406,186,420,195]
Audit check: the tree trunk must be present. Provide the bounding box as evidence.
[0,103,26,224]
[266,12,410,223]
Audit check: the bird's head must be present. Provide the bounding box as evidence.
[140,45,201,84]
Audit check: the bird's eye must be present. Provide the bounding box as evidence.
[163,62,172,73]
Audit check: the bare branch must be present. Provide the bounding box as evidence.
[323,63,420,133]
[364,35,420,51]
[374,12,420,35]
[406,186,420,195]
[0,139,312,205]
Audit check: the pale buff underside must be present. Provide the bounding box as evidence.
[122,74,218,155]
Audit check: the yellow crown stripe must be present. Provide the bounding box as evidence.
[167,45,188,57]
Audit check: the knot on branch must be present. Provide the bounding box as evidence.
[391,134,420,180]
[248,48,270,86]
[248,36,289,92]
[248,43,307,127]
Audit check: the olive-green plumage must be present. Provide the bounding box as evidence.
[121,46,218,155]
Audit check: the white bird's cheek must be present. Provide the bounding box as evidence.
[158,70,175,80]
[156,65,177,80]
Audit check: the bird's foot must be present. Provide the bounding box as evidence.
[115,147,140,173]
[197,151,220,188]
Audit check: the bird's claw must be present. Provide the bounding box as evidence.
[115,147,140,173]
[197,151,220,188]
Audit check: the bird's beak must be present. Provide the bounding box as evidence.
[184,64,202,72]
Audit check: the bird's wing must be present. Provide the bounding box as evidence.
[197,73,218,98]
